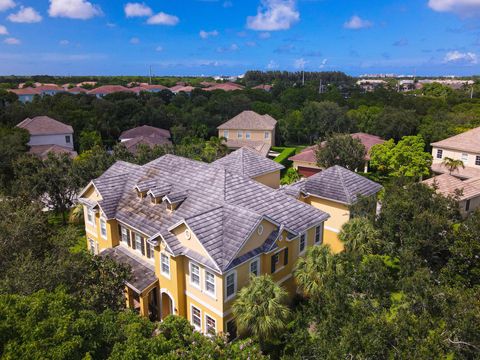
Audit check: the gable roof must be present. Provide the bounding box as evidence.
[423,173,480,201]
[289,133,385,163]
[283,165,382,205]
[87,85,132,95]
[212,147,284,179]
[431,127,480,153]
[9,87,42,95]
[29,144,77,159]
[119,125,171,140]
[79,154,329,273]
[17,116,73,135]
[224,139,271,157]
[217,110,277,131]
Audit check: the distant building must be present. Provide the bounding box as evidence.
[252,84,273,92]
[203,82,244,92]
[289,133,385,177]
[119,125,172,154]
[9,87,42,103]
[431,127,480,180]
[16,116,77,158]
[217,110,277,156]
[87,85,133,98]
[356,79,387,92]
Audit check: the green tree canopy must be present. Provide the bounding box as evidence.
[316,133,366,170]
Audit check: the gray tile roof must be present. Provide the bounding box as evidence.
[217,110,277,131]
[212,147,284,179]
[17,116,73,135]
[283,165,382,205]
[224,139,271,157]
[81,154,329,273]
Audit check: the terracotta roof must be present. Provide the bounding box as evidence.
[218,110,277,131]
[169,84,188,92]
[34,84,64,92]
[9,87,42,95]
[289,133,385,163]
[253,84,273,91]
[87,85,132,95]
[431,127,480,153]
[139,84,169,91]
[431,163,480,180]
[17,116,73,135]
[171,85,195,93]
[120,125,171,140]
[423,173,480,201]
[212,147,284,178]
[66,87,87,93]
[224,139,271,157]
[29,144,77,159]
[203,82,244,91]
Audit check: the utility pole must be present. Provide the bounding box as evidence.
[302,65,305,86]
[319,79,322,94]
[149,65,152,85]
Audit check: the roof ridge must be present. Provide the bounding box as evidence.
[336,166,352,203]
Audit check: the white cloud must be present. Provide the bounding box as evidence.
[428,0,480,16]
[124,2,152,17]
[247,0,299,31]
[155,45,163,52]
[294,57,307,69]
[267,59,278,69]
[217,43,239,52]
[4,37,20,44]
[8,6,42,23]
[0,25,8,35]
[59,39,69,45]
[0,0,15,12]
[48,0,102,20]
[199,29,219,39]
[130,37,140,44]
[147,12,179,25]
[344,15,372,29]
[319,58,327,68]
[259,31,271,39]
[443,50,477,64]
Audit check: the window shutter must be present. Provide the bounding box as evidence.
[141,237,145,256]
[271,256,276,273]
[284,248,289,266]
[146,242,151,258]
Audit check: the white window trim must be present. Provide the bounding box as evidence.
[299,233,307,254]
[160,252,171,279]
[204,313,217,336]
[245,131,251,139]
[461,153,469,162]
[225,270,237,301]
[314,224,323,244]
[249,257,260,276]
[204,270,216,298]
[223,130,229,138]
[99,218,107,239]
[134,233,143,255]
[264,131,270,139]
[86,207,95,226]
[189,261,201,289]
[237,131,243,139]
[190,305,202,331]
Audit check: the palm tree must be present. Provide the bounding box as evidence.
[232,274,290,348]
[338,218,380,255]
[294,245,336,298]
[204,136,228,162]
[442,157,465,175]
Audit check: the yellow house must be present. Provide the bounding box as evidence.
[217,110,276,157]
[78,154,329,337]
[212,147,284,189]
[280,165,382,253]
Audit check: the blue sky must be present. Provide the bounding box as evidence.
[0,0,479,76]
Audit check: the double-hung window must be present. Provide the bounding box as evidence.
[65,135,71,144]
[436,149,443,159]
[299,233,306,253]
[161,253,170,276]
[121,226,130,245]
[191,306,201,330]
[100,218,107,239]
[190,262,200,287]
[223,130,229,138]
[205,271,215,296]
[87,208,94,225]
[134,233,144,255]
[237,131,243,139]
[315,225,323,244]
[264,131,270,139]
[226,272,236,299]
[245,131,251,139]
[476,155,480,166]
[205,315,216,335]
[146,242,154,259]
[461,153,469,163]
[250,258,259,276]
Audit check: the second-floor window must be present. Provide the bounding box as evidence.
[190,262,200,287]
[264,131,270,139]
[250,258,259,276]
[226,272,236,299]
[87,208,94,225]
[315,225,323,244]
[461,153,469,163]
[223,130,229,138]
[271,253,280,273]
[476,155,480,166]
[161,253,170,276]
[245,131,251,139]
[237,131,243,139]
[299,233,306,253]
[65,135,71,144]
[100,218,107,239]
[121,226,130,245]
[436,149,443,159]
[134,233,144,255]
[205,271,215,296]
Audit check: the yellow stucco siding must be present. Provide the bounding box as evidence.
[218,129,275,146]
[236,219,277,257]
[186,297,224,334]
[253,170,281,189]
[172,224,211,260]
[292,160,321,170]
[324,228,344,252]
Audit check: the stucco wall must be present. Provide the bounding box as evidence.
[29,133,74,149]
[219,129,275,146]
[432,146,480,168]
[252,170,281,189]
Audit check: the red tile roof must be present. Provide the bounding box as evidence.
[87,85,132,95]
[203,82,244,91]
[9,87,42,95]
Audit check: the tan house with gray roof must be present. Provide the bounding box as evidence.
[217,110,277,156]
[78,154,328,336]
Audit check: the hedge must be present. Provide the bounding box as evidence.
[273,147,297,167]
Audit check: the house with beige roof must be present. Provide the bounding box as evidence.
[119,125,172,155]
[431,127,480,179]
[217,110,277,156]
[423,174,480,217]
[16,116,77,159]
[78,154,329,336]
[289,133,385,177]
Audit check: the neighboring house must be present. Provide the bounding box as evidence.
[16,116,77,158]
[9,87,42,103]
[170,85,195,94]
[66,87,87,94]
[431,127,480,179]
[87,85,132,98]
[203,82,245,92]
[281,165,382,252]
[289,133,385,177]
[217,111,277,156]
[252,84,273,92]
[212,147,284,189]
[78,154,329,335]
[423,174,480,217]
[356,79,387,92]
[119,125,172,155]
